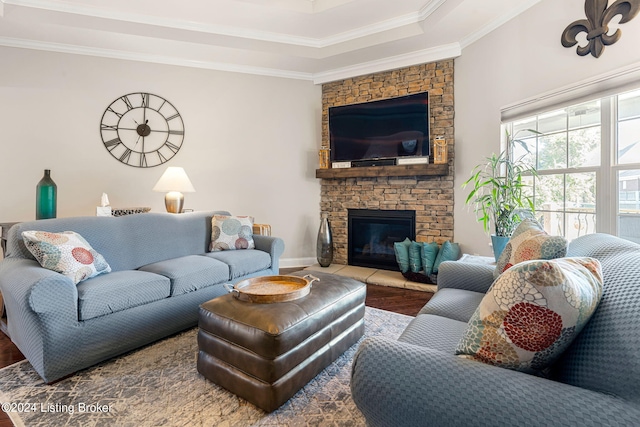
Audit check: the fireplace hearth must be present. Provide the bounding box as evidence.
[348,209,415,271]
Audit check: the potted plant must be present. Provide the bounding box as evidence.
[463,129,538,260]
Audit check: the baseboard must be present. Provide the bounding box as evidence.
[280,257,317,268]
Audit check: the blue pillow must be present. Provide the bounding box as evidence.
[433,241,460,274]
[421,242,440,275]
[409,241,423,273]
[393,238,412,273]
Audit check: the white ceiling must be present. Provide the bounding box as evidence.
[0,0,541,83]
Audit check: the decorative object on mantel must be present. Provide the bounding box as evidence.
[433,137,448,164]
[36,169,56,220]
[318,146,330,169]
[96,192,112,216]
[561,0,640,58]
[462,129,538,261]
[112,207,151,217]
[152,166,195,213]
[316,212,333,267]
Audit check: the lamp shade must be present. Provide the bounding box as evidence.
[152,167,195,193]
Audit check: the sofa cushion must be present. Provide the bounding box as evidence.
[394,238,412,273]
[420,242,439,275]
[418,288,485,323]
[203,249,271,279]
[494,219,567,279]
[210,215,255,251]
[399,314,469,353]
[21,230,111,284]
[456,257,603,373]
[138,255,230,296]
[77,270,170,321]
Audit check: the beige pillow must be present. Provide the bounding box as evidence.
[210,215,255,251]
[494,219,567,279]
[22,230,111,284]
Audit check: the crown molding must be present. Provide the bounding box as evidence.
[460,0,541,49]
[319,0,447,47]
[0,0,448,49]
[0,35,461,84]
[0,36,315,81]
[312,42,461,84]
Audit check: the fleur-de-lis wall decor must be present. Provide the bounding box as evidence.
[561,0,640,58]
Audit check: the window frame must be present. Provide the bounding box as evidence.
[502,89,640,241]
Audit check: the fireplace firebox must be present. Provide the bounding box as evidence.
[348,209,415,271]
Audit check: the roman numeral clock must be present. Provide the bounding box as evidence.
[100,93,184,168]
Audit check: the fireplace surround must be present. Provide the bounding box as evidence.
[319,60,454,267]
[348,209,415,271]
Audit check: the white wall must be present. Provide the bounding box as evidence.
[454,0,640,256]
[0,47,322,265]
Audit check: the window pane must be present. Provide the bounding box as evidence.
[617,118,640,164]
[538,211,564,237]
[569,127,600,167]
[568,100,600,129]
[538,109,567,134]
[513,136,536,168]
[538,133,567,170]
[566,211,596,240]
[618,169,640,244]
[619,89,640,121]
[535,174,564,211]
[566,172,596,209]
[512,117,537,137]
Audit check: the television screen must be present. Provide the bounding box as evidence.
[329,92,429,162]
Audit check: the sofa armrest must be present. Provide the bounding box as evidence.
[351,336,640,427]
[436,260,495,293]
[0,258,78,371]
[253,235,285,272]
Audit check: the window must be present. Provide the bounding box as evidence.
[503,88,640,244]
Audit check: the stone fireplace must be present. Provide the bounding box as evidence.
[319,60,454,268]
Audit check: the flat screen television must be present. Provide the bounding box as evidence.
[329,92,429,163]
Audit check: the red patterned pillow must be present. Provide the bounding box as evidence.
[494,219,567,279]
[456,257,603,373]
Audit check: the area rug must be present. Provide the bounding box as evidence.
[0,307,411,427]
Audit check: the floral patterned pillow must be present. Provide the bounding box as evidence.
[22,230,111,284]
[210,215,255,251]
[494,219,567,279]
[455,257,603,373]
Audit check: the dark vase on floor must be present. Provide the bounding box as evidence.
[36,169,57,219]
[317,212,333,267]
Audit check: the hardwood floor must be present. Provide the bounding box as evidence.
[0,269,432,426]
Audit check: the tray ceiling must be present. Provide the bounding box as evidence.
[0,0,540,83]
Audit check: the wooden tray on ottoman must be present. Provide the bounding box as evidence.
[225,274,319,303]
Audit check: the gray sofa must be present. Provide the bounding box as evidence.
[0,211,284,383]
[351,233,640,426]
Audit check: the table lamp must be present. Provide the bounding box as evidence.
[152,167,195,213]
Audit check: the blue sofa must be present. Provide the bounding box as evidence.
[0,211,284,383]
[351,233,640,426]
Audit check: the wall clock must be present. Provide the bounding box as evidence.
[100,92,185,168]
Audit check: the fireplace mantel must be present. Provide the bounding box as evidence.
[315,163,448,179]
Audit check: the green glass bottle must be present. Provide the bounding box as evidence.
[36,169,57,219]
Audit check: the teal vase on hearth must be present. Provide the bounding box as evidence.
[36,169,57,219]
[317,212,333,267]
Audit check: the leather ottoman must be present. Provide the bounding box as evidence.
[197,270,366,412]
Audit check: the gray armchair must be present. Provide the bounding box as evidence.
[351,233,640,426]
